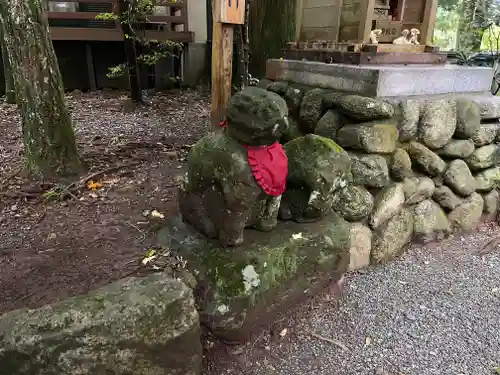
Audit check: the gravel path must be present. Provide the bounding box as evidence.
[225,222,500,375]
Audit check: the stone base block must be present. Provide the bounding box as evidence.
[0,274,201,375]
[157,215,351,342]
[266,59,494,98]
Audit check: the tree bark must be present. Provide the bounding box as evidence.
[248,0,295,77]
[0,27,15,104]
[0,0,81,177]
[119,0,142,103]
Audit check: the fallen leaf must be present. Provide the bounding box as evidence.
[150,210,165,219]
[87,180,103,190]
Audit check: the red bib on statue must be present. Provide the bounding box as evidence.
[244,142,288,197]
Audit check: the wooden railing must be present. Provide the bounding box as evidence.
[47,0,193,42]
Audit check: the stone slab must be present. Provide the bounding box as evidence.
[156,215,350,342]
[266,59,493,98]
[0,274,202,375]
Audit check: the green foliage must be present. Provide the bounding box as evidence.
[97,0,183,79]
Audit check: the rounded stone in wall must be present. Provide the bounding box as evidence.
[432,186,462,211]
[332,185,374,222]
[412,199,452,243]
[419,99,457,149]
[471,123,497,147]
[370,183,405,229]
[315,109,344,141]
[391,148,413,181]
[407,142,447,177]
[443,159,476,197]
[436,139,475,159]
[350,153,390,188]
[299,88,325,133]
[284,85,305,117]
[482,189,500,215]
[455,98,481,139]
[336,122,398,154]
[335,95,394,122]
[474,166,500,192]
[267,81,289,96]
[388,99,419,142]
[448,192,484,232]
[348,223,372,271]
[403,176,435,205]
[371,208,413,263]
[466,144,500,171]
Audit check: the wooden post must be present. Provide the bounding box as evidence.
[211,0,246,130]
[421,0,438,45]
[359,0,376,43]
[85,43,97,91]
[294,0,303,42]
[395,0,406,21]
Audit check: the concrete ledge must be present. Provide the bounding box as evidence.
[266,59,494,98]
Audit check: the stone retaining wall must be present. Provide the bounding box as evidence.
[259,78,500,268]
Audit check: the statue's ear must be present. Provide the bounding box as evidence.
[274,116,289,137]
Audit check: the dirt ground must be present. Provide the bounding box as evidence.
[0,89,210,314]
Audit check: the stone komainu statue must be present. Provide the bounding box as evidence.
[179,87,289,247]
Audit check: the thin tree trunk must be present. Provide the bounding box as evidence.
[457,0,492,52]
[249,0,295,77]
[0,27,15,104]
[0,0,81,177]
[119,0,142,102]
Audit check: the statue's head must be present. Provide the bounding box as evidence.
[225,87,289,146]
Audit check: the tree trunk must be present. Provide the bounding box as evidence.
[0,27,15,104]
[457,0,493,52]
[0,0,81,177]
[248,0,295,77]
[119,0,142,103]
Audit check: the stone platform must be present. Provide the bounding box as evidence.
[156,215,350,342]
[266,59,495,98]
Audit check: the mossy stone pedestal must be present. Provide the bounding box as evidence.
[157,215,351,342]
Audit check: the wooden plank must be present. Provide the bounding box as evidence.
[143,30,193,42]
[359,0,376,43]
[48,12,186,24]
[282,49,447,64]
[47,0,186,6]
[295,0,304,41]
[358,51,446,64]
[421,0,437,45]
[395,0,406,21]
[49,27,123,41]
[144,15,187,23]
[362,43,428,53]
[48,0,114,3]
[211,0,235,129]
[48,11,104,20]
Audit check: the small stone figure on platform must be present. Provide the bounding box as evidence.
[392,29,410,44]
[179,87,289,247]
[369,29,383,44]
[409,28,421,44]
